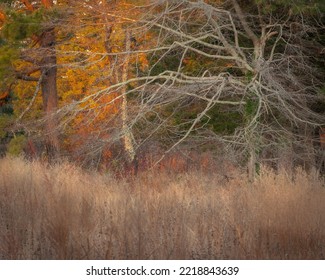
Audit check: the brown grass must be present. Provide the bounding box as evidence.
[0,156,324,259]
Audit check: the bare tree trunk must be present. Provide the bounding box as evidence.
[303,126,316,172]
[248,146,256,182]
[278,135,294,177]
[319,128,325,174]
[121,29,137,173]
[40,27,60,159]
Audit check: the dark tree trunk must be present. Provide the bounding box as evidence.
[40,27,59,159]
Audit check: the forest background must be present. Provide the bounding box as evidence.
[0,0,324,176]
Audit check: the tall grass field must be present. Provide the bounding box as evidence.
[0,157,324,259]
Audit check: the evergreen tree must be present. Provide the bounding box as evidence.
[0,0,62,159]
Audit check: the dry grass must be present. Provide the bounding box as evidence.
[0,156,324,259]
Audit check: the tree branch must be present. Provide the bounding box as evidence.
[17,74,44,122]
[231,0,259,50]
[16,73,40,82]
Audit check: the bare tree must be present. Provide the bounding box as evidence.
[36,0,325,174]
